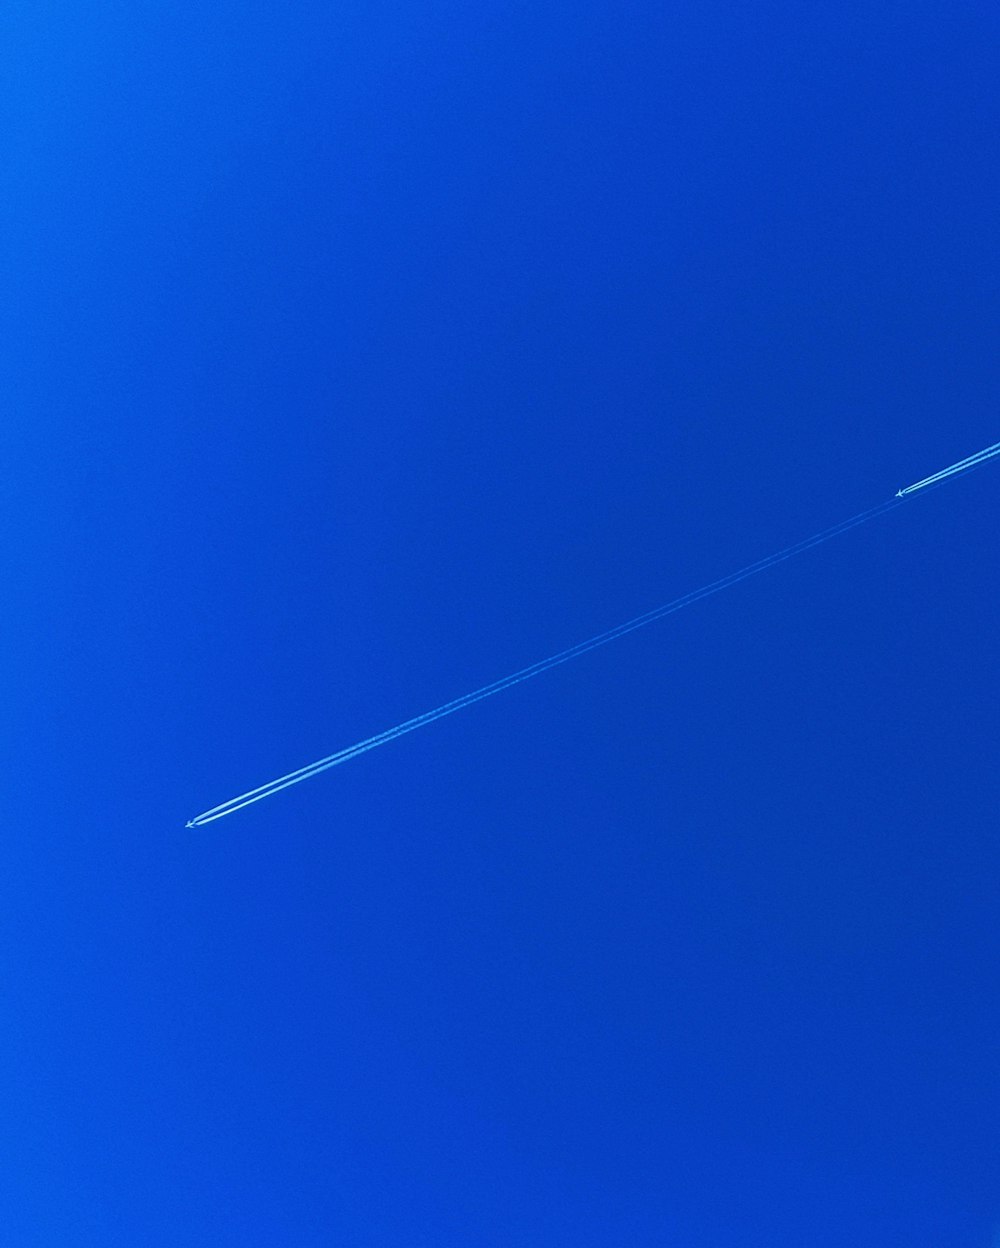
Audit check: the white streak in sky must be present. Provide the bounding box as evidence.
[187,437,999,827]
[897,439,1000,496]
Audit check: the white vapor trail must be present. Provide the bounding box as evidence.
[897,439,1000,496]
[187,437,999,828]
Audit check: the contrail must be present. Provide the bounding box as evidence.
[896,438,1000,496]
[187,438,998,827]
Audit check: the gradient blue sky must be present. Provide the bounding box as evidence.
[5,2,999,1245]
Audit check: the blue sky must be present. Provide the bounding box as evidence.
[5,2,999,1244]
